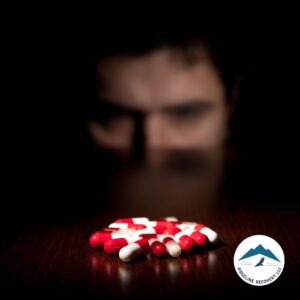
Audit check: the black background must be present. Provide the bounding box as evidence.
[3,14,300,232]
[1,11,300,299]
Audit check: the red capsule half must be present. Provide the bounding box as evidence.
[104,238,129,255]
[150,241,167,257]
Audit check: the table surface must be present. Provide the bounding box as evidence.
[1,149,299,298]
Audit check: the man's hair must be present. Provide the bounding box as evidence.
[90,27,241,102]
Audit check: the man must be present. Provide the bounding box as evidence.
[86,30,239,151]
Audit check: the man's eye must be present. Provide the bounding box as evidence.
[173,107,202,118]
[169,105,212,121]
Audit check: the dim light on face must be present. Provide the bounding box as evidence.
[87,47,229,149]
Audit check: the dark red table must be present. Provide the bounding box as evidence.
[1,149,299,297]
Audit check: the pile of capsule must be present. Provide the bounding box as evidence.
[89,217,218,262]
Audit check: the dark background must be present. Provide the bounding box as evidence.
[3,16,300,232]
[1,13,300,298]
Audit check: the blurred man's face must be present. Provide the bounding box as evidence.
[88,47,228,149]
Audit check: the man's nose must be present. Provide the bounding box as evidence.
[133,113,163,150]
[144,113,163,148]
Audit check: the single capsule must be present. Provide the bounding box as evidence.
[89,231,131,249]
[159,235,182,258]
[119,238,150,262]
[194,224,218,243]
[174,232,195,253]
[148,238,167,257]
[183,228,208,247]
[104,238,131,255]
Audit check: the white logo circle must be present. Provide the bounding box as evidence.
[234,235,284,286]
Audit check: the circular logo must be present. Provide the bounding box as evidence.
[234,235,284,286]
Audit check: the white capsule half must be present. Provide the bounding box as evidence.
[109,223,128,229]
[119,243,142,262]
[132,217,150,224]
[166,240,182,258]
[200,227,218,243]
[133,227,156,236]
[158,235,182,258]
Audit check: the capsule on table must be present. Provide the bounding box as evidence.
[163,225,182,235]
[194,224,218,243]
[182,228,208,247]
[104,237,132,255]
[148,238,167,257]
[159,235,182,258]
[174,220,218,244]
[119,238,150,262]
[132,227,157,236]
[146,221,170,234]
[108,223,147,230]
[174,232,195,253]
[89,231,131,249]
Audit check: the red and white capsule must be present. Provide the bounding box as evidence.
[146,221,170,234]
[159,235,182,258]
[163,225,182,235]
[148,238,167,257]
[108,223,147,230]
[104,237,133,255]
[172,221,218,244]
[194,224,218,243]
[182,228,208,247]
[89,231,131,249]
[132,227,158,236]
[174,232,195,252]
[119,238,150,262]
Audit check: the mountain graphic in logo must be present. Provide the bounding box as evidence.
[239,244,280,262]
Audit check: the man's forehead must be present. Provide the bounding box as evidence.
[96,48,224,111]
